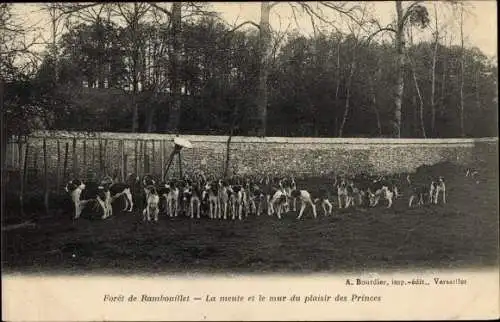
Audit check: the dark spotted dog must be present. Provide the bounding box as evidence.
[368,176,398,208]
[182,180,202,219]
[100,176,134,215]
[65,179,107,219]
[143,185,160,222]
[313,187,333,216]
[203,180,220,219]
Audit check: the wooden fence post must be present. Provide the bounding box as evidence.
[151,140,155,175]
[144,140,149,174]
[82,140,87,179]
[20,140,29,217]
[139,140,144,176]
[56,140,61,190]
[33,148,38,181]
[43,138,49,217]
[99,139,103,177]
[91,140,96,171]
[103,139,108,177]
[63,142,69,183]
[161,140,165,180]
[72,137,77,178]
[120,140,125,182]
[17,137,23,170]
[134,140,138,176]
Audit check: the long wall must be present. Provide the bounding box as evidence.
[5,131,498,184]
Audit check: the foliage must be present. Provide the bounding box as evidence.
[3,4,498,138]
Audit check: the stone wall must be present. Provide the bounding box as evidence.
[5,131,498,185]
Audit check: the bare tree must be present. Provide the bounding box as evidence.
[254,2,273,136]
[38,3,107,84]
[430,2,439,137]
[338,8,370,137]
[0,3,44,219]
[112,3,151,132]
[407,49,426,138]
[167,2,182,133]
[458,2,465,137]
[1,4,43,79]
[367,1,430,138]
[215,1,363,137]
[148,2,218,133]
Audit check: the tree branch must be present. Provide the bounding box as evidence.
[318,1,364,26]
[221,20,260,40]
[147,2,172,18]
[183,2,219,19]
[365,27,397,45]
[50,3,105,21]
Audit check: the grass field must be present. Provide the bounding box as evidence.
[2,163,498,275]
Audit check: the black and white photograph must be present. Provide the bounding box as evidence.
[1,1,498,320]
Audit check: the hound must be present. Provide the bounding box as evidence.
[406,174,432,207]
[336,178,352,209]
[261,175,275,216]
[217,180,232,220]
[167,181,180,217]
[158,180,179,217]
[248,182,264,216]
[143,185,160,222]
[465,168,479,178]
[368,186,395,208]
[291,189,318,219]
[269,189,289,219]
[230,184,247,220]
[203,181,219,219]
[431,177,446,204]
[65,179,106,219]
[183,182,202,219]
[244,179,257,215]
[344,181,364,208]
[313,188,333,216]
[100,176,134,215]
[368,177,398,208]
[283,176,298,211]
[142,174,157,200]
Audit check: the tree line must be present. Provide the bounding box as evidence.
[2,2,498,139]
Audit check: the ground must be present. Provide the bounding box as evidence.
[2,163,498,275]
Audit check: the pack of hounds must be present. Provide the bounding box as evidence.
[62,165,474,222]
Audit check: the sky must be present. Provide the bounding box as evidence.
[10,1,498,60]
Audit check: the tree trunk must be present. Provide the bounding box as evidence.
[256,2,272,137]
[411,66,426,138]
[20,140,29,217]
[459,4,465,137]
[166,2,182,133]
[130,3,144,133]
[51,5,59,84]
[338,61,356,137]
[440,46,447,114]
[43,139,49,217]
[146,105,156,132]
[407,36,426,138]
[475,68,481,110]
[0,79,5,218]
[131,90,139,132]
[430,3,439,137]
[368,69,382,136]
[393,1,405,138]
[334,38,341,136]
